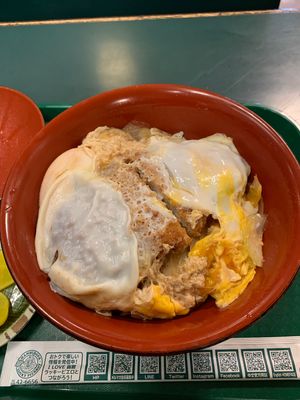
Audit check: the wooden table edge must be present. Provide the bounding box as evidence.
[0,8,300,27]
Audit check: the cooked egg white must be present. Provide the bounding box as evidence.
[35,170,139,311]
[146,133,250,217]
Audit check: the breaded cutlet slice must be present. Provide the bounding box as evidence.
[134,156,207,238]
[81,126,145,170]
[101,162,191,279]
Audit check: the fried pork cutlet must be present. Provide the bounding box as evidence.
[101,162,191,278]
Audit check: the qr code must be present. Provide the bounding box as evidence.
[269,350,294,372]
[217,351,240,373]
[139,356,160,374]
[165,354,186,374]
[243,350,267,372]
[191,352,213,373]
[86,353,108,375]
[113,354,134,374]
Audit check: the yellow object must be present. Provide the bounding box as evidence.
[190,228,256,308]
[0,251,14,291]
[134,285,189,319]
[246,176,262,209]
[213,268,256,308]
[190,172,263,308]
[0,292,10,326]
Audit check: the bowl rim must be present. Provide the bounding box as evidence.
[1,84,300,354]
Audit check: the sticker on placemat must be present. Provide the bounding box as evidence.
[1,337,300,386]
[41,352,83,383]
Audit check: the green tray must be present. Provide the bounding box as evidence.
[0,104,299,400]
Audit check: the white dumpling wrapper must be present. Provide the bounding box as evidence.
[35,170,139,312]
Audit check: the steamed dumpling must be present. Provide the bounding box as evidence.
[36,170,139,311]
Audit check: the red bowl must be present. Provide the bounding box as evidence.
[1,85,300,354]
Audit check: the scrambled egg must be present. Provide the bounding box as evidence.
[190,174,264,308]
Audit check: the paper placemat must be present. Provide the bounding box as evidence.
[1,337,299,386]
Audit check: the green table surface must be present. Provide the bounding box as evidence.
[0,12,300,126]
[0,11,300,400]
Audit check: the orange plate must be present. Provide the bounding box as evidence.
[0,86,44,195]
[1,85,300,354]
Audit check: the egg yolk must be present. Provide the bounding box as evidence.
[134,285,189,319]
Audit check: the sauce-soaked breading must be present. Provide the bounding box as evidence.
[82,127,145,170]
[101,162,191,279]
